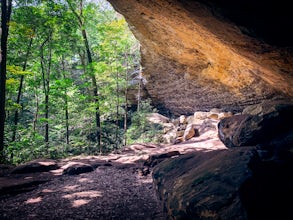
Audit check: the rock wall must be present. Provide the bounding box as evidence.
[108,0,293,116]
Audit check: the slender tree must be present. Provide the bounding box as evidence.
[66,0,102,151]
[11,35,33,142]
[61,58,70,145]
[0,0,12,162]
[137,65,143,112]
[123,51,129,146]
[33,71,39,132]
[40,34,52,146]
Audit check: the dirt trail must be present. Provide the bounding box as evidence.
[1,165,164,220]
[0,131,226,220]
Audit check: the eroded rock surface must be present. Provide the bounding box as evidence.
[153,148,254,219]
[153,145,293,220]
[108,0,293,115]
[218,102,293,147]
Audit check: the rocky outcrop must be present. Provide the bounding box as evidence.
[10,159,59,174]
[152,101,293,219]
[153,145,293,220]
[108,0,293,115]
[153,148,254,219]
[147,110,231,144]
[218,102,293,148]
[170,109,232,144]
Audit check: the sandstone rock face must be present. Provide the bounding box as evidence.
[108,0,293,115]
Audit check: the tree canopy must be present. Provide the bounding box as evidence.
[0,0,163,164]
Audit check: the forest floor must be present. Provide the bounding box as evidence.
[0,129,226,220]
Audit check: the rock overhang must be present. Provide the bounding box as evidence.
[108,0,293,116]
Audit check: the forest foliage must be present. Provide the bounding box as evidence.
[0,0,162,164]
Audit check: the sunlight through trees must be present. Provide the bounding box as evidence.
[0,0,160,164]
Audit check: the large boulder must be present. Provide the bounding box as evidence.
[11,159,59,174]
[153,148,254,219]
[153,147,293,219]
[62,162,94,175]
[146,113,170,124]
[218,102,293,148]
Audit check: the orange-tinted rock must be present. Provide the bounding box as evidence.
[108,0,293,115]
[183,124,198,141]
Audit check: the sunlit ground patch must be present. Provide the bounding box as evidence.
[78,178,94,183]
[25,196,42,204]
[72,199,91,208]
[62,190,102,199]
[63,184,79,191]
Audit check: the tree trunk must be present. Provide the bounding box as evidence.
[65,95,69,145]
[0,0,12,162]
[91,75,101,152]
[82,29,102,152]
[45,93,49,144]
[67,0,102,152]
[40,35,52,147]
[115,49,120,149]
[137,65,142,112]
[45,43,52,146]
[123,53,129,146]
[33,80,39,132]
[12,36,33,142]
[62,59,70,145]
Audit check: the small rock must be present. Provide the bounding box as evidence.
[176,130,185,137]
[208,113,219,120]
[194,111,209,120]
[179,115,187,124]
[183,124,199,141]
